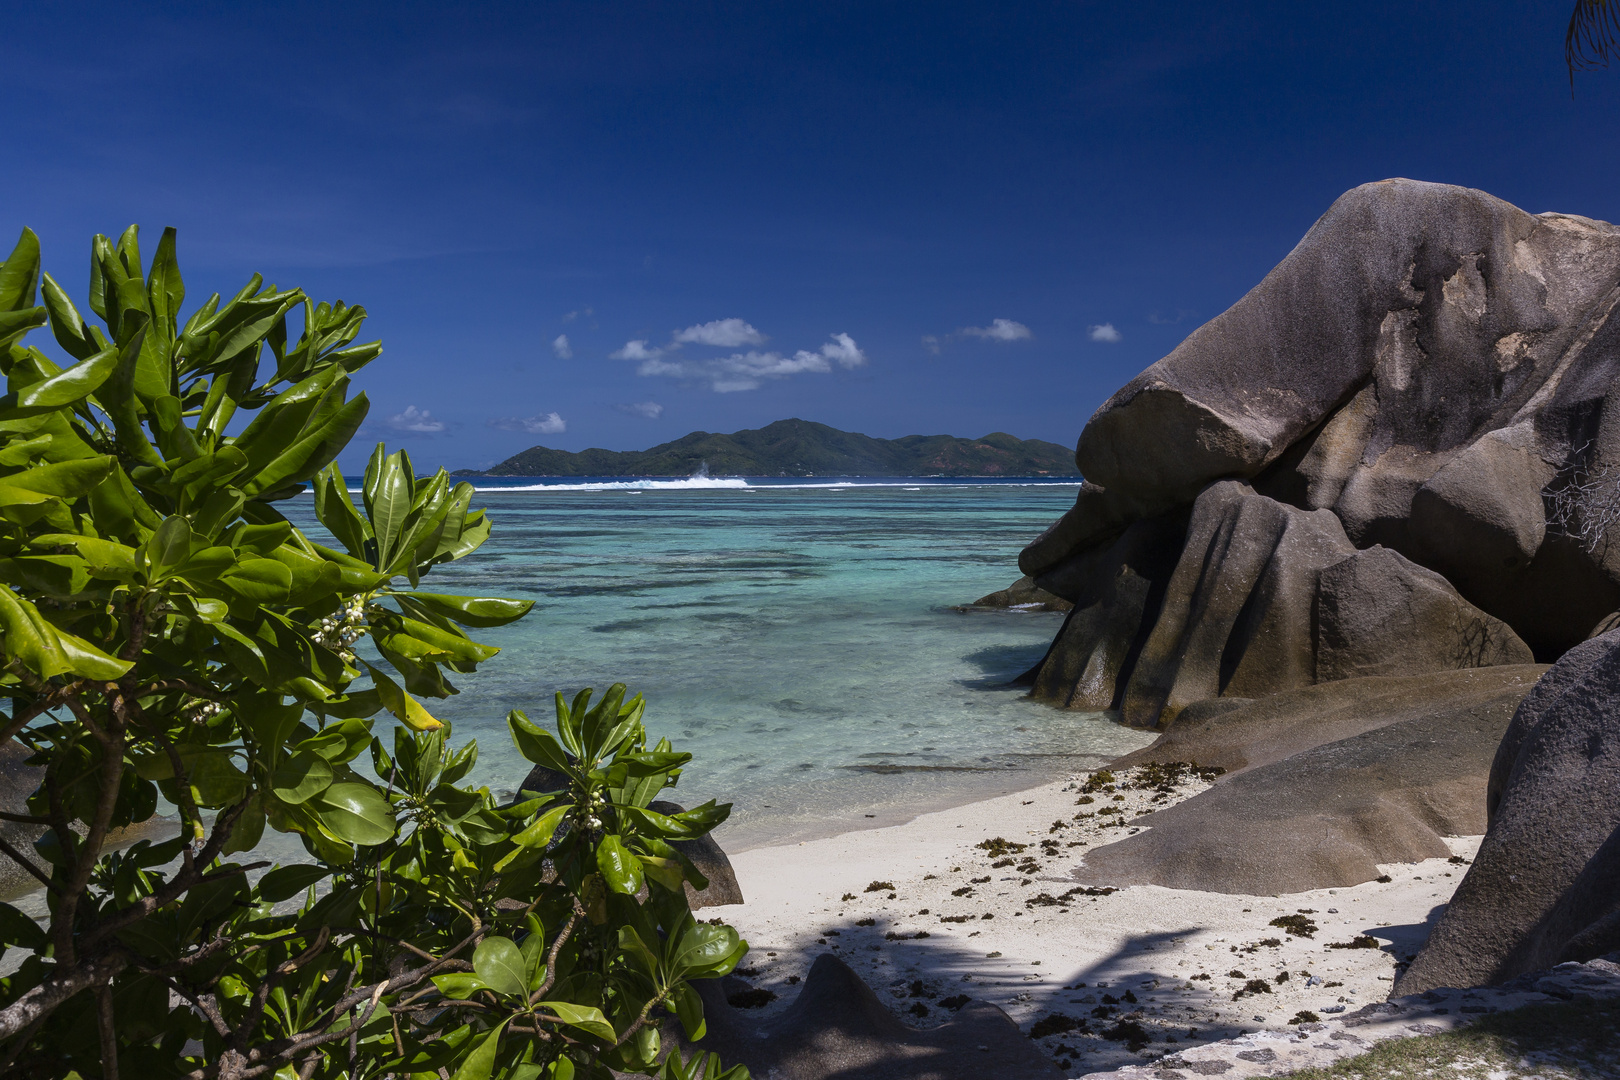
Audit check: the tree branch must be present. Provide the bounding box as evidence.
[0,949,129,1041]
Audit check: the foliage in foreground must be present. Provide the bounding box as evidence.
[0,226,748,1079]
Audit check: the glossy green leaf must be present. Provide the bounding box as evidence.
[430,973,489,1000]
[471,936,527,998]
[185,752,248,807]
[0,228,40,312]
[0,345,118,416]
[596,834,644,895]
[509,712,573,774]
[309,781,395,846]
[448,1019,506,1080]
[0,586,131,679]
[398,591,533,628]
[2,456,115,498]
[142,515,193,580]
[670,984,707,1043]
[270,750,334,805]
[537,1001,616,1043]
[257,863,330,902]
[668,921,744,979]
[40,273,97,360]
[366,662,444,732]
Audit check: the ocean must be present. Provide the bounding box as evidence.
[283,477,1154,851]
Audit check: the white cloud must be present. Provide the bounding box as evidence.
[960,318,1032,342]
[489,412,567,435]
[610,339,664,361]
[1089,323,1122,343]
[562,307,593,322]
[615,401,664,419]
[636,334,866,392]
[386,405,446,434]
[923,318,1032,353]
[552,334,573,359]
[818,332,866,368]
[673,318,767,347]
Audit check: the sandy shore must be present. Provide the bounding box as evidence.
[705,764,1478,1075]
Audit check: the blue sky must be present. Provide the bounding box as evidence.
[5,2,1619,471]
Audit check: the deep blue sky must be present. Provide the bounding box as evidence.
[5,2,1618,471]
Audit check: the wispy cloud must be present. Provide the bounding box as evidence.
[488,412,567,435]
[637,333,867,393]
[615,401,664,419]
[610,339,664,361]
[923,317,1033,354]
[562,307,593,323]
[673,318,766,347]
[552,334,573,359]
[962,318,1032,342]
[385,405,446,434]
[1089,323,1122,343]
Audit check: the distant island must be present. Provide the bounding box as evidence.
[458,418,1080,477]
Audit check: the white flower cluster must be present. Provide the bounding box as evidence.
[314,596,367,664]
[583,789,606,831]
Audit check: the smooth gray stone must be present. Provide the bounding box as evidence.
[1080,667,1544,894]
[1399,630,1620,993]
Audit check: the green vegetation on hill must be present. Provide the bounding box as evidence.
[466,418,1081,477]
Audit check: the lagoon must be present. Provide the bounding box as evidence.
[286,478,1151,850]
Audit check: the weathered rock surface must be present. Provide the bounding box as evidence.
[689,952,1059,1080]
[1397,630,1620,994]
[1029,514,1185,710]
[1032,480,1533,726]
[0,742,42,901]
[1115,481,1357,726]
[1075,667,1544,894]
[1024,178,1620,663]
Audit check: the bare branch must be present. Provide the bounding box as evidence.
[0,950,129,1041]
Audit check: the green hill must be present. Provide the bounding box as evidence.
[461,419,1080,477]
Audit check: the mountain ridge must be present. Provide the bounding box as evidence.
[459,418,1080,477]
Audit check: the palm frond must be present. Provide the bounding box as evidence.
[1568,0,1620,84]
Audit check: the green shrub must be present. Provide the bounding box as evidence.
[0,227,747,1079]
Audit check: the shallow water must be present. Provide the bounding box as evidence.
[283,478,1152,850]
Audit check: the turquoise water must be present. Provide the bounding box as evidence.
[283,479,1152,850]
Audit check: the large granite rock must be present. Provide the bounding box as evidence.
[1073,667,1544,894]
[1116,481,1356,726]
[1031,481,1532,726]
[1023,179,1620,661]
[688,952,1060,1080]
[1028,514,1185,710]
[1397,630,1620,993]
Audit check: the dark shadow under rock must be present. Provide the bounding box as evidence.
[1077,667,1545,895]
[688,953,1060,1080]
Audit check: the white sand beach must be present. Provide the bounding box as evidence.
[706,765,1479,1075]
